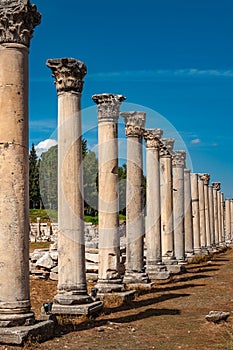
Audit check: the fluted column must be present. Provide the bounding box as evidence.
[47,59,102,313]
[0,1,40,327]
[184,169,194,257]
[217,185,223,244]
[199,174,211,250]
[208,185,215,247]
[172,151,186,262]
[191,174,201,254]
[144,129,170,279]
[221,193,225,244]
[225,198,231,242]
[160,139,175,262]
[92,93,125,293]
[120,111,149,284]
[212,182,220,247]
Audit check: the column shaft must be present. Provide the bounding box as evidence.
[191,174,201,253]
[198,178,206,250]
[184,169,194,256]
[208,186,215,246]
[225,198,231,242]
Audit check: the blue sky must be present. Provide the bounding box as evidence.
[29,0,233,197]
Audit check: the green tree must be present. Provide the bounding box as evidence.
[29,143,41,209]
[83,151,98,215]
[118,163,127,215]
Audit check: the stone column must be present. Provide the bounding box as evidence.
[191,174,201,254]
[198,175,207,252]
[184,169,194,257]
[225,198,231,242]
[46,58,102,314]
[0,1,40,328]
[212,182,220,247]
[217,186,223,244]
[172,151,186,262]
[208,185,215,247]
[199,174,211,250]
[120,111,150,284]
[160,139,175,263]
[221,193,225,244]
[143,129,170,280]
[92,93,125,293]
[231,200,233,242]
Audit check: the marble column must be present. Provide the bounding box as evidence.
[184,169,194,257]
[120,111,150,284]
[160,139,175,263]
[47,59,102,314]
[212,182,220,247]
[172,151,186,262]
[198,175,207,252]
[92,93,125,293]
[191,174,201,254]
[0,1,40,328]
[221,193,225,244]
[143,129,170,279]
[225,198,231,242]
[208,185,215,247]
[217,186,223,244]
[199,174,211,250]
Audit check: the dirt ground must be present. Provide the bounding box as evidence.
[2,247,233,349]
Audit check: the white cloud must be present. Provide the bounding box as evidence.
[35,139,57,157]
[191,138,201,145]
[89,68,233,81]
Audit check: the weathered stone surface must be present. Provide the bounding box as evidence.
[36,252,56,270]
[205,311,230,323]
[52,301,103,317]
[0,320,54,345]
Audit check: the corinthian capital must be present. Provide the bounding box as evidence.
[199,173,210,185]
[143,128,163,149]
[159,138,175,157]
[0,0,41,47]
[92,93,126,123]
[120,111,146,137]
[46,58,87,94]
[212,182,221,191]
[172,150,186,168]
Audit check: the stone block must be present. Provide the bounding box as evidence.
[0,320,54,345]
[52,300,103,317]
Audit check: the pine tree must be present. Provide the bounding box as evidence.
[29,143,41,209]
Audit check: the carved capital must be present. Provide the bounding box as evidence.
[212,182,221,191]
[172,150,186,168]
[46,58,87,94]
[143,128,163,149]
[159,138,175,157]
[92,93,126,123]
[0,0,41,47]
[120,111,145,137]
[199,173,210,185]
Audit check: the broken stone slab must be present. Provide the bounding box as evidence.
[85,252,99,263]
[30,249,49,262]
[86,262,98,272]
[36,252,56,270]
[49,250,58,261]
[0,320,54,345]
[205,311,230,323]
[49,272,58,281]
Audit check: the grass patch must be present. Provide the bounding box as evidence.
[29,209,58,223]
[30,241,52,250]
[84,215,98,225]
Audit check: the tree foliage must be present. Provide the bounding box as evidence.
[29,144,41,209]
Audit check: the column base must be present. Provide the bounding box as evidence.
[54,292,93,305]
[0,312,35,328]
[123,271,150,285]
[95,279,124,293]
[194,248,203,255]
[185,250,195,258]
[98,290,136,303]
[0,320,54,345]
[146,264,171,280]
[51,301,103,317]
[163,260,186,274]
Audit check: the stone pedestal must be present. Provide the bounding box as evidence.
[199,174,211,250]
[208,185,215,247]
[47,58,102,314]
[172,151,186,262]
[198,176,207,253]
[92,93,125,293]
[184,169,194,257]
[225,198,231,242]
[144,129,170,280]
[120,112,150,284]
[212,183,220,247]
[191,174,201,254]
